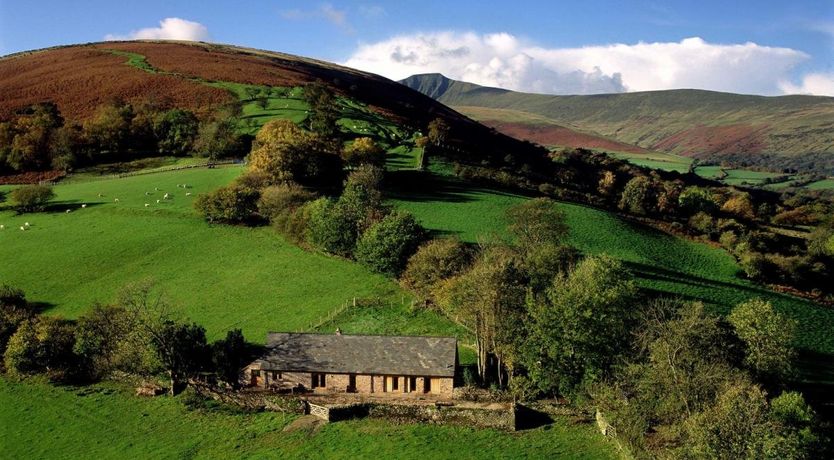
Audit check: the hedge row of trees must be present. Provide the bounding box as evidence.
[0,100,248,174]
[0,282,249,395]
[450,148,834,299]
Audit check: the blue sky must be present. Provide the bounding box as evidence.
[1,1,832,95]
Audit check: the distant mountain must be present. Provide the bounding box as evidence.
[401,73,834,174]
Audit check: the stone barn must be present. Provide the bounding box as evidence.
[244,332,458,397]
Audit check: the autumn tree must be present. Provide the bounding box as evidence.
[427,118,450,146]
[342,137,385,168]
[248,119,343,187]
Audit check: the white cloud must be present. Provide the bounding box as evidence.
[779,73,834,96]
[281,3,353,33]
[105,18,209,42]
[343,32,817,95]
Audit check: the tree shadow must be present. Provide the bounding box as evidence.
[41,201,106,214]
[515,403,555,430]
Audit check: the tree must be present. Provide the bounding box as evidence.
[117,280,207,394]
[10,184,55,212]
[5,103,64,171]
[526,255,638,396]
[4,316,77,381]
[633,299,742,423]
[682,379,773,460]
[355,211,427,276]
[722,193,756,220]
[248,119,343,187]
[154,109,199,156]
[83,102,134,158]
[211,329,248,387]
[679,186,717,215]
[194,184,260,224]
[194,118,245,160]
[342,137,385,167]
[618,176,654,215]
[401,238,472,300]
[435,245,527,385]
[73,304,134,380]
[302,81,340,140]
[150,320,209,395]
[427,118,450,146]
[728,299,796,382]
[506,198,569,252]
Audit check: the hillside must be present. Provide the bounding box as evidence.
[0,41,545,167]
[401,73,834,174]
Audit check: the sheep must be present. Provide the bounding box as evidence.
[114,198,120,203]
[20,226,25,231]
[145,203,150,207]
[154,187,160,191]
[98,193,104,197]
[65,209,71,214]
[163,193,170,200]
[0,225,4,230]
[156,199,161,204]
[81,204,87,208]
[185,192,192,197]
[145,192,151,196]
[24,222,30,227]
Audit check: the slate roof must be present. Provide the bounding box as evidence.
[256,332,458,377]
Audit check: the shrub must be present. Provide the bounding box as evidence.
[194,185,260,224]
[0,285,32,358]
[728,299,796,382]
[257,183,316,222]
[4,316,78,381]
[305,198,357,256]
[10,184,55,212]
[722,193,756,220]
[355,211,427,276]
[273,200,315,244]
[688,211,716,236]
[401,238,472,298]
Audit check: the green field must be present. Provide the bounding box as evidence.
[0,166,420,341]
[694,165,790,186]
[387,170,834,369]
[0,379,616,459]
[610,153,692,173]
[805,178,834,190]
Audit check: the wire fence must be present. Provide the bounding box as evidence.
[115,159,240,179]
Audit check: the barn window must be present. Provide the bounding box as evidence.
[424,378,431,393]
[392,377,399,391]
[312,373,326,388]
[409,377,417,392]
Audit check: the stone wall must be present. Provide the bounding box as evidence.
[326,402,518,431]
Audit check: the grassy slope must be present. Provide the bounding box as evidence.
[387,170,834,366]
[0,167,412,341]
[0,379,616,459]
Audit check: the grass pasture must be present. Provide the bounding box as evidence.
[0,379,616,460]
